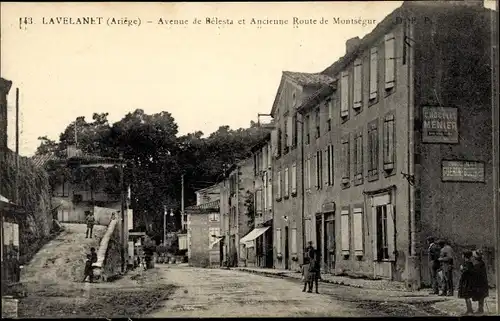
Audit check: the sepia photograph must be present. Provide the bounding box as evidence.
[0,0,499,318]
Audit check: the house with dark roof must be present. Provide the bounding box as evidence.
[271,0,494,289]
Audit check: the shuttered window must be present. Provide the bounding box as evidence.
[369,47,378,100]
[316,150,322,189]
[291,228,297,254]
[315,108,321,138]
[287,115,293,148]
[340,71,349,118]
[276,228,282,254]
[267,173,272,210]
[276,170,282,200]
[353,208,364,256]
[354,132,363,181]
[384,33,396,90]
[284,167,289,197]
[271,129,278,157]
[327,145,334,186]
[353,58,363,109]
[368,121,379,177]
[327,99,334,131]
[383,114,395,171]
[291,162,297,195]
[255,190,263,215]
[341,209,350,256]
[341,136,350,184]
[304,115,311,145]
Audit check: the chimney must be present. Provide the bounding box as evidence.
[346,37,361,54]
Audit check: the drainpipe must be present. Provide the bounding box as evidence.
[406,19,419,289]
[300,116,306,263]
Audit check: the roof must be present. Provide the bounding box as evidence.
[185,199,220,213]
[297,82,337,115]
[195,183,221,194]
[270,71,334,116]
[31,153,58,168]
[0,194,25,214]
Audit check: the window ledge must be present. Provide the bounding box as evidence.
[368,96,379,106]
[276,197,282,202]
[291,192,297,197]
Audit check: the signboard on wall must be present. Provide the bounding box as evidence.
[422,107,458,143]
[442,160,485,182]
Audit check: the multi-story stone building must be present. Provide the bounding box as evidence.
[292,0,493,289]
[219,157,254,267]
[241,133,274,268]
[269,71,334,271]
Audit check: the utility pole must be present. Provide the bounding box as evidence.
[119,153,125,273]
[181,173,185,231]
[163,205,167,245]
[491,0,500,314]
[14,88,19,204]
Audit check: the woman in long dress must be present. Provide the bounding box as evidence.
[458,250,475,314]
[472,250,489,314]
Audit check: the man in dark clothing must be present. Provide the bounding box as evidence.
[82,254,94,283]
[90,247,98,264]
[438,239,455,296]
[427,237,441,294]
[86,213,95,238]
[305,241,315,260]
[308,250,321,294]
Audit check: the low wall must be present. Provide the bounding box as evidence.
[93,219,122,281]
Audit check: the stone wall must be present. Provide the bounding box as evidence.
[93,219,122,281]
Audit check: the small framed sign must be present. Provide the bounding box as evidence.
[442,160,485,183]
[422,106,459,144]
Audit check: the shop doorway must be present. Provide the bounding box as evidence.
[325,218,335,272]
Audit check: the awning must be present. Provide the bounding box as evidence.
[239,227,270,246]
[210,237,223,249]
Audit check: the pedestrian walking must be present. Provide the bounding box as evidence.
[309,250,321,294]
[438,239,455,296]
[301,257,312,292]
[458,250,475,314]
[82,254,94,283]
[86,213,95,238]
[427,236,441,294]
[472,250,489,314]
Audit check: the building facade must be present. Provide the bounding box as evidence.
[269,71,333,272]
[289,1,493,288]
[185,199,221,267]
[219,157,254,267]
[242,134,274,268]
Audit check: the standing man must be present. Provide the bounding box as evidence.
[305,241,315,260]
[438,239,455,296]
[86,212,96,238]
[427,236,441,294]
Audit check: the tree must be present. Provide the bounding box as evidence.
[34,136,58,156]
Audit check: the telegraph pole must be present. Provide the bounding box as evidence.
[14,88,19,203]
[491,0,500,314]
[119,153,125,273]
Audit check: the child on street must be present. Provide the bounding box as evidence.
[82,254,94,283]
[301,257,311,292]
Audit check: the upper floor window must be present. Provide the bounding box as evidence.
[340,71,349,119]
[315,150,323,190]
[304,115,311,145]
[284,167,289,198]
[276,170,282,200]
[255,189,263,216]
[315,108,321,139]
[383,114,395,172]
[354,131,363,185]
[291,162,297,196]
[341,135,350,186]
[327,99,334,131]
[326,145,334,186]
[283,118,289,154]
[369,47,378,101]
[368,120,379,180]
[292,113,298,148]
[384,33,396,91]
[353,58,363,110]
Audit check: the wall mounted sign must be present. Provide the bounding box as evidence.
[442,160,485,182]
[422,106,458,143]
[322,202,335,213]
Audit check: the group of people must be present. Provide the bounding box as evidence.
[301,241,321,294]
[427,237,489,315]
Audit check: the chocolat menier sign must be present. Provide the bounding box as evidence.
[422,106,458,143]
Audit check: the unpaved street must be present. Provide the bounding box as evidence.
[150,265,370,317]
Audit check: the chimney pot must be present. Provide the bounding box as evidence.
[346,37,361,54]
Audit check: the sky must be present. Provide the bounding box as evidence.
[1,1,496,156]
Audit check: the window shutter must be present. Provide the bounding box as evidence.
[287,116,293,147]
[313,153,318,189]
[373,124,379,172]
[276,171,282,199]
[330,145,334,185]
[306,157,311,190]
[291,228,297,254]
[353,59,363,109]
[328,100,334,120]
[372,204,379,261]
[384,115,395,170]
[384,33,395,89]
[341,71,349,117]
[370,47,378,100]
[357,133,363,177]
[284,167,289,197]
[271,129,278,157]
[387,204,396,261]
[262,146,267,170]
[291,163,297,195]
[341,210,350,255]
[276,228,282,254]
[267,174,273,209]
[353,208,363,256]
[323,147,329,187]
[256,190,262,213]
[267,144,272,168]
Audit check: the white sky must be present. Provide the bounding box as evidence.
[1,1,496,156]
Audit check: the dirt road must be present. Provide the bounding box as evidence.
[149,265,366,317]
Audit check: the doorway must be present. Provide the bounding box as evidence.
[325,218,335,272]
[265,227,273,268]
[284,226,289,269]
[315,214,322,262]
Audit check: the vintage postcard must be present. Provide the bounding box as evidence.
[1,0,499,318]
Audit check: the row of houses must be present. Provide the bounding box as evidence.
[186,0,496,289]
